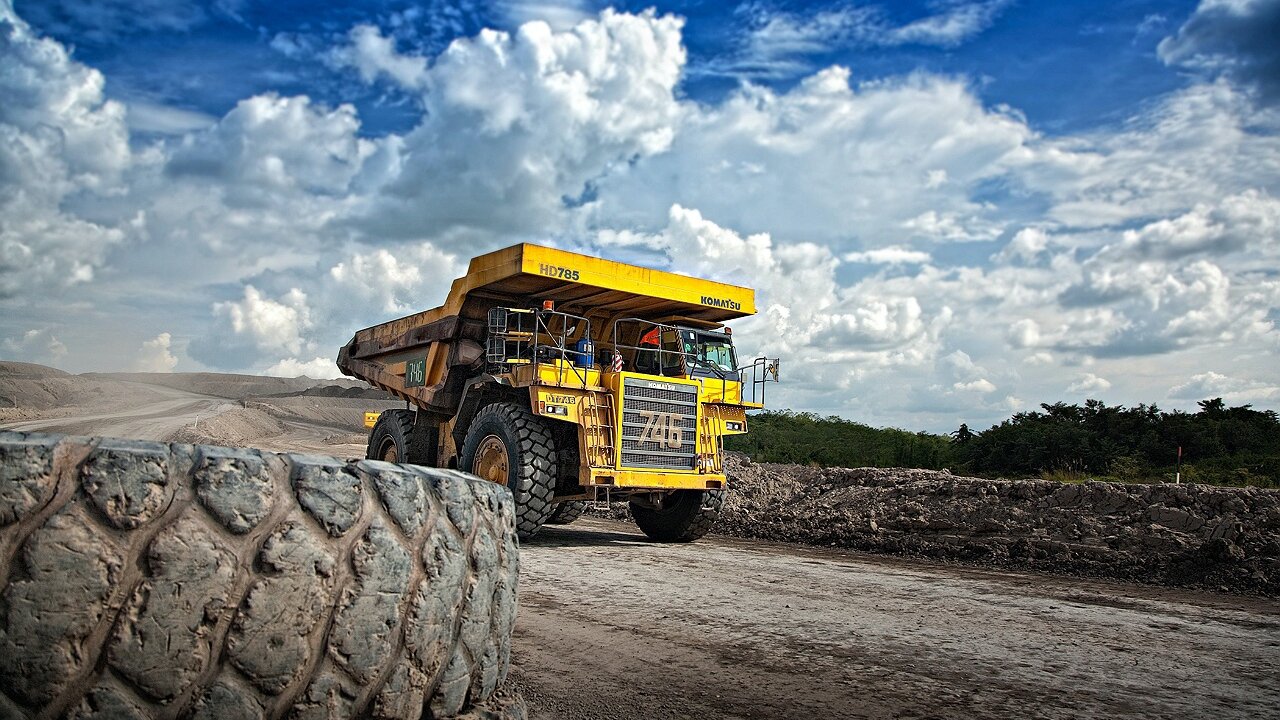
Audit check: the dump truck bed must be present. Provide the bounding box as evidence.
[337,243,756,411]
[360,243,753,338]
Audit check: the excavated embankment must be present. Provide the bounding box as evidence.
[595,455,1280,595]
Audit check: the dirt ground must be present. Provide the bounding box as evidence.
[511,518,1280,720]
[0,381,237,438]
[0,362,399,458]
[3,363,1278,719]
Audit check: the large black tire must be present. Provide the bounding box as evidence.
[545,426,584,525]
[0,431,525,720]
[367,409,433,465]
[630,490,725,542]
[545,501,586,525]
[459,402,557,540]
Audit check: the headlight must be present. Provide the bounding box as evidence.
[725,421,744,431]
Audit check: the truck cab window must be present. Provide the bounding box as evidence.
[696,335,737,373]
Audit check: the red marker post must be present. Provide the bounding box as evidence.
[1176,446,1182,484]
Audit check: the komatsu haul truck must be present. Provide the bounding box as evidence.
[337,244,778,540]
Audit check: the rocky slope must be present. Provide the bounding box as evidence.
[596,454,1280,595]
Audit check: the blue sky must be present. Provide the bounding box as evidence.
[2,0,1279,432]
[23,0,1196,135]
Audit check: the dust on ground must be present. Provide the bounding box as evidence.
[511,517,1280,720]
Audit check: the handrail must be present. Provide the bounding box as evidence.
[610,318,687,378]
[533,309,593,388]
[487,307,595,387]
[739,356,781,405]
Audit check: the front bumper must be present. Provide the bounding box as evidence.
[584,468,725,491]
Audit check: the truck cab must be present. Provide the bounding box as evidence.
[633,326,737,379]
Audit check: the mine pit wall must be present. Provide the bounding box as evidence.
[0,431,526,720]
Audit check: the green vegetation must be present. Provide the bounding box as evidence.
[956,399,1280,488]
[725,411,953,469]
[730,399,1280,488]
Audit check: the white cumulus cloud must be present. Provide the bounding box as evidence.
[263,356,343,379]
[1168,370,1280,403]
[2,4,1279,431]
[1158,0,1280,104]
[134,332,178,372]
[213,286,313,356]
[357,9,686,240]
[3,328,68,364]
[328,24,429,90]
[843,247,932,265]
[0,1,132,298]
[1067,373,1113,394]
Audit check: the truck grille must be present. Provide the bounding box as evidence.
[620,378,698,470]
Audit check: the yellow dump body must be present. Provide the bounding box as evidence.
[339,243,753,407]
[338,243,764,493]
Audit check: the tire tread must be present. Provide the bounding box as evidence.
[0,430,525,720]
[459,403,557,539]
[631,490,725,542]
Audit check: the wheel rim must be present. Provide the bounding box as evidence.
[379,439,398,463]
[474,435,510,485]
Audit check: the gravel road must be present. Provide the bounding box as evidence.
[510,517,1280,720]
[0,382,236,438]
[0,383,379,458]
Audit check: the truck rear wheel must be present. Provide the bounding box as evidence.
[631,490,724,542]
[366,409,433,465]
[460,402,557,539]
[546,501,586,525]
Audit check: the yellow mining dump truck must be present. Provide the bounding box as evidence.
[337,243,779,540]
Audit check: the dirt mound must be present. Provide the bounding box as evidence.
[0,363,164,413]
[293,384,394,400]
[170,407,286,447]
[592,454,1280,595]
[246,397,402,432]
[85,372,367,400]
[0,361,72,378]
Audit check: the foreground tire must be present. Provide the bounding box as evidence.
[545,501,586,525]
[367,409,433,465]
[0,431,524,720]
[459,402,557,540]
[631,490,725,542]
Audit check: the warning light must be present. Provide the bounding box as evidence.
[543,300,555,310]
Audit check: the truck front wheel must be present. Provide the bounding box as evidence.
[460,402,558,539]
[630,490,725,542]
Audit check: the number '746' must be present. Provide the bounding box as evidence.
[639,411,683,449]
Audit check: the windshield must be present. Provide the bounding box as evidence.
[632,325,738,377]
[689,333,737,373]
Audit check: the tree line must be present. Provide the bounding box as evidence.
[726,399,1280,488]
